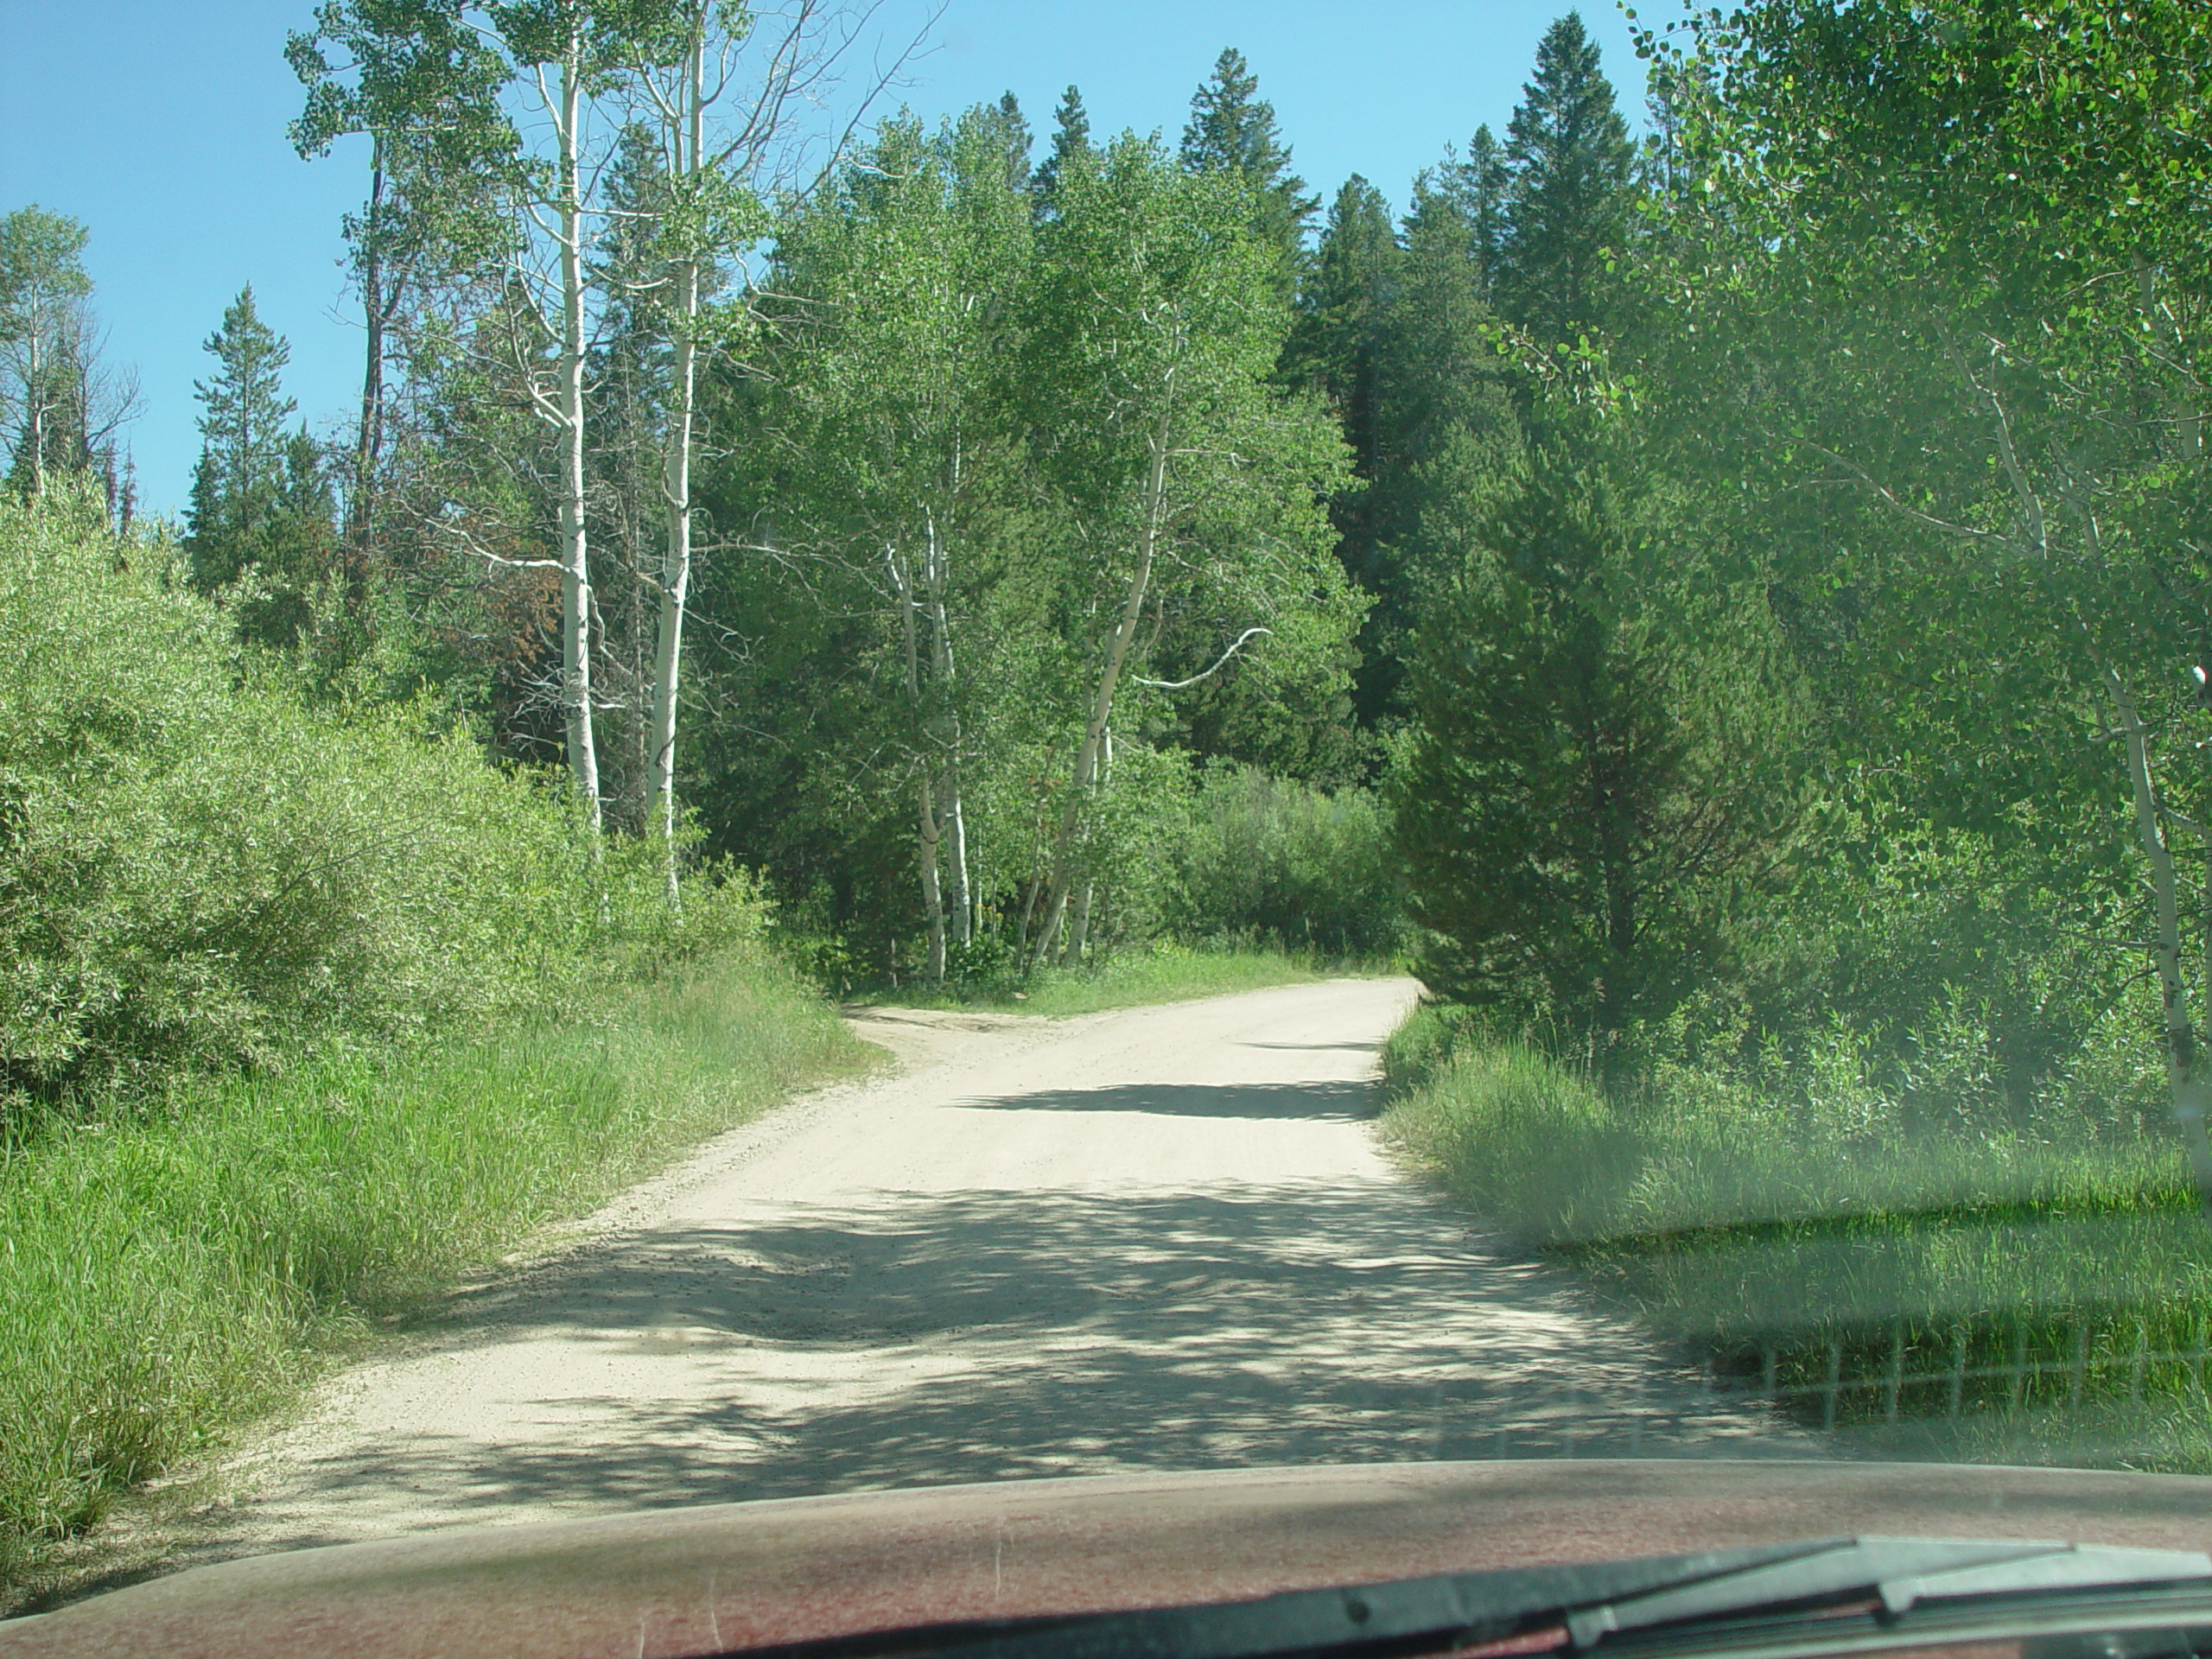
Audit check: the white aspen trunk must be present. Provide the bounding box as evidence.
[555,32,602,833]
[1062,724,1111,968]
[648,26,705,902]
[924,513,971,945]
[1066,880,1094,964]
[942,758,971,947]
[893,543,947,982]
[352,137,386,574]
[22,319,44,498]
[1030,423,1171,968]
[2113,668,2212,1217]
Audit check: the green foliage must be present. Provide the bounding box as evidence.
[1494,10,1637,347]
[0,491,747,1103]
[0,207,120,502]
[1392,416,1803,1067]
[1165,764,1402,957]
[1031,84,1090,218]
[1177,47,1318,298]
[183,289,343,648]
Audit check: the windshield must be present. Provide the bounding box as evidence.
[3,0,2209,1633]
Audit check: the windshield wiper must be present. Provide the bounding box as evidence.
[727,1536,2212,1659]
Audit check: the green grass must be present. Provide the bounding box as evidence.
[874,942,1374,1018]
[1376,1001,2212,1468]
[0,947,869,1603]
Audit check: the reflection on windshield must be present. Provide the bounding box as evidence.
[5,0,2212,1623]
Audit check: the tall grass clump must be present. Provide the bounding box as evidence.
[0,493,868,1592]
[1379,990,2212,1462]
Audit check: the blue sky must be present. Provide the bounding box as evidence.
[0,0,1649,518]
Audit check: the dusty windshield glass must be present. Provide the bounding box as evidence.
[2,0,2208,1628]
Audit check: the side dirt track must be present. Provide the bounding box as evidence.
[183,976,1812,1561]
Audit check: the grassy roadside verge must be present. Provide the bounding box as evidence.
[869,943,1375,1019]
[1375,1002,2212,1469]
[0,948,870,1605]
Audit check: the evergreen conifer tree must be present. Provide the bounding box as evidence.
[1493,12,1636,345]
[1351,179,1521,726]
[1392,419,1792,1071]
[185,287,335,644]
[187,287,297,593]
[1032,86,1090,219]
[1285,177,1398,698]
[1454,124,1511,296]
[992,91,1032,194]
[1178,48,1318,296]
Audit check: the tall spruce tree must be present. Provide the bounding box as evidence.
[1285,178,1398,699]
[186,287,297,594]
[1454,124,1511,296]
[1494,12,1636,345]
[1032,86,1090,219]
[1179,48,1318,297]
[1360,178,1521,722]
[992,91,1033,194]
[1392,416,1796,1072]
[183,287,338,648]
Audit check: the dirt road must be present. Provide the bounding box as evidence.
[198,977,1808,1558]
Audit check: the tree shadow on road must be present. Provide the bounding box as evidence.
[955,1080,1377,1120]
[245,1173,1814,1550]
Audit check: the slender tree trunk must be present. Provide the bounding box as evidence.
[23,322,44,499]
[555,35,602,833]
[1031,423,1171,967]
[925,513,971,945]
[892,543,947,982]
[2112,668,2212,1218]
[1065,881,1094,964]
[1062,724,1112,968]
[649,28,705,902]
[350,138,386,582]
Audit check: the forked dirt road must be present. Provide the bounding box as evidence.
[194,976,1808,1560]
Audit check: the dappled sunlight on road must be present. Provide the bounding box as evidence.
[200,981,1808,1558]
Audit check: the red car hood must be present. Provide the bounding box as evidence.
[8,1459,2212,1659]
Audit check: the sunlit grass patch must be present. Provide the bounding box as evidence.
[0,950,865,1604]
[1377,1000,2212,1464]
[876,942,1383,1019]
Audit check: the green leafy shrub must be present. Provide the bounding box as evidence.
[0,492,756,1106]
[1166,763,1403,957]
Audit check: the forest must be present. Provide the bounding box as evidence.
[10,0,2212,1574]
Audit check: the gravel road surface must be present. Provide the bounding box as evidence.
[196,976,1809,1558]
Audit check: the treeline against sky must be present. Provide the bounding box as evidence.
[10,0,2212,1159]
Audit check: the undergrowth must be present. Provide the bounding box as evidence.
[1376,1000,2212,1467]
[872,941,1370,1018]
[0,950,868,1602]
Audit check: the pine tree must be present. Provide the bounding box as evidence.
[1454,124,1511,296]
[232,428,342,648]
[1178,48,1318,297]
[186,288,302,594]
[1285,178,1399,688]
[991,91,1032,194]
[1494,12,1636,345]
[1392,419,1793,1071]
[1353,179,1521,727]
[1032,86,1090,219]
